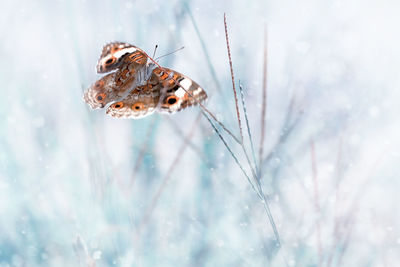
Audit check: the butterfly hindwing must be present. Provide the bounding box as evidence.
[84,72,118,109]
[83,71,137,109]
[105,67,207,119]
[152,67,207,114]
[105,83,161,119]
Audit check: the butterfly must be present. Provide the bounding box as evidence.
[83,42,207,119]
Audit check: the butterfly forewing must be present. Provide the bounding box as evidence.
[96,42,147,73]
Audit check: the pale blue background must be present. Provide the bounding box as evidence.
[1,0,400,266]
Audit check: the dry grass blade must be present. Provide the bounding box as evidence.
[223,14,258,186]
[224,13,244,143]
[202,100,283,250]
[224,14,282,251]
[181,7,242,145]
[170,87,260,201]
[199,104,280,249]
[258,26,268,176]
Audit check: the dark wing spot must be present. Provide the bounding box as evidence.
[132,102,145,110]
[96,93,106,103]
[113,102,124,109]
[167,97,177,105]
[105,58,114,65]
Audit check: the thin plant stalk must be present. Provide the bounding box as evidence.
[224,13,281,249]
[223,14,258,183]
[179,86,241,144]
[258,26,268,177]
[239,82,259,176]
[201,110,260,195]
[224,13,244,143]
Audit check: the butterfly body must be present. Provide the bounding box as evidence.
[84,42,207,119]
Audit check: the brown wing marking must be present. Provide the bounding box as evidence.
[96,42,140,73]
[151,67,207,114]
[83,71,137,109]
[123,50,148,65]
[105,83,161,119]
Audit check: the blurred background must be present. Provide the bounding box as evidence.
[1,0,400,266]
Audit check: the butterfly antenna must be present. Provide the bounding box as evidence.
[142,50,163,69]
[143,45,182,71]
[155,46,185,61]
[152,44,158,58]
